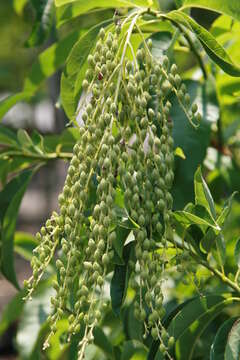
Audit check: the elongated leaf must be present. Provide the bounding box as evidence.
[194,167,216,219]
[225,319,240,359]
[17,129,34,148]
[173,210,220,230]
[0,125,18,147]
[234,238,240,268]
[14,232,38,261]
[121,340,148,360]
[181,0,240,23]
[26,0,55,47]
[148,298,195,360]
[0,289,26,336]
[171,80,218,210]
[210,317,238,360]
[0,31,80,120]
[110,242,134,316]
[16,282,54,358]
[0,170,33,288]
[0,93,31,120]
[24,31,80,93]
[168,295,224,341]
[93,327,114,359]
[200,227,216,253]
[214,233,226,267]
[166,10,240,76]
[217,192,237,228]
[13,0,29,15]
[175,297,240,359]
[55,0,152,8]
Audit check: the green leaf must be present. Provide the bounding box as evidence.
[175,0,183,8]
[16,280,54,358]
[171,80,218,210]
[224,319,240,359]
[175,147,186,159]
[0,93,31,121]
[175,296,240,359]
[13,0,29,15]
[93,327,114,359]
[121,340,148,360]
[24,31,80,93]
[194,167,216,219]
[112,226,131,262]
[181,0,240,24]
[148,298,195,360]
[200,227,216,253]
[210,317,238,360]
[0,125,18,147]
[234,238,240,268]
[17,129,34,148]
[217,192,237,228]
[173,210,220,230]
[56,0,150,27]
[0,288,26,336]
[14,232,38,261]
[166,10,240,76]
[26,0,55,47]
[110,242,134,316]
[0,31,80,120]
[212,233,226,268]
[0,170,33,288]
[55,0,154,8]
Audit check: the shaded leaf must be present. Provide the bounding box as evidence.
[200,227,216,253]
[110,242,134,316]
[93,327,114,359]
[0,289,26,336]
[171,80,218,210]
[17,129,34,148]
[0,93,31,121]
[225,319,240,360]
[14,232,38,261]
[212,233,226,268]
[175,296,240,359]
[234,238,240,268]
[26,0,55,47]
[16,281,54,358]
[210,317,238,360]
[148,297,195,360]
[217,192,237,228]
[121,340,147,360]
[0,170,33,288]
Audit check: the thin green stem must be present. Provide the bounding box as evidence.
[0,150,72,161]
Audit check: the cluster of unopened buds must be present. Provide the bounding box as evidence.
[24,16,200,359]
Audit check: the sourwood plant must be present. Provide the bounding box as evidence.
[1,1,240,359]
